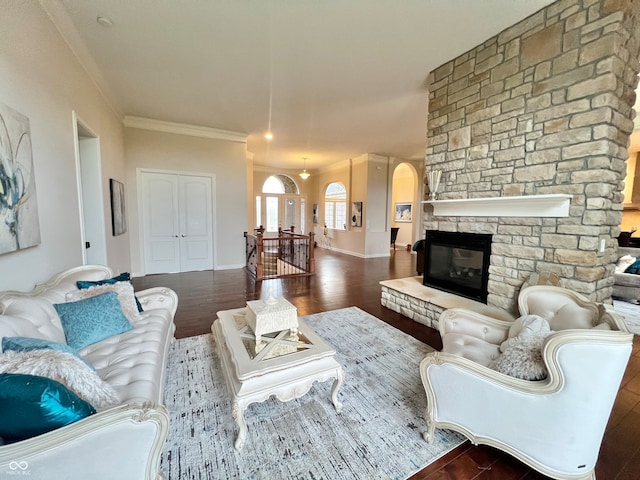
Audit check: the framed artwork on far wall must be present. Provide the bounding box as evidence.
[394,202,412,222]
[312,204,319,224]
[110,179,127,236]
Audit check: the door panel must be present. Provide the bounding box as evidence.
[142,173,180,274]
[141,172,213,274]
[285,197,297,231]
[179,176,213,272]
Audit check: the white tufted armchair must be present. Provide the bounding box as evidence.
[420,285,633,480]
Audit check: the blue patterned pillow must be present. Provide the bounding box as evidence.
[1,337,94,369]
[77,273,144,312]
[54,292,133,350]
[0,373,95,441]
[625,258,640,275]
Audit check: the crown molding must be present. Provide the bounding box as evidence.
[123,116,247,143]
[39,0,123,119]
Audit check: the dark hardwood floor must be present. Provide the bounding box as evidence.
[133,248,640,480]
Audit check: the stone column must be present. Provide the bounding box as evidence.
[425,0,640,311]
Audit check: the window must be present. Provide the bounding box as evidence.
[262,175,299,195]
[258,175,302,232]
[324,182,347,230]
[266,196,278,232]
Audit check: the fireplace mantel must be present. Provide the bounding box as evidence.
[422,194,572,217]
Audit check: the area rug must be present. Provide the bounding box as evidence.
[160,306,465,479]
[613,299,640,335]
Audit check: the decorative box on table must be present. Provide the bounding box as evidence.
[245,289,299,341]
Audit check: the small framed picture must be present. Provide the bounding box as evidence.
[110,179,127,236]
[394,203,412,223]
[313,204,319,224]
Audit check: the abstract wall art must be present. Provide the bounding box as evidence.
[110,179,127,236]
[0,101,41,255]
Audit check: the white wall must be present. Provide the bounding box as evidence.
[124,127,248,274]
[0,1,128,291]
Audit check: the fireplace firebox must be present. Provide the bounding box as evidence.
[422,230,492,303]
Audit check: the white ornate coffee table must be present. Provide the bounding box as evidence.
[212,307,345,450]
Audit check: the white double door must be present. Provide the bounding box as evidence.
[141,172,214,274]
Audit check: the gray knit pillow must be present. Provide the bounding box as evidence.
[489,334,548,381]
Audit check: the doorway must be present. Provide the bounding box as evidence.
[390,163,418,250]
[140,171,214,274]
[73,113,107,265]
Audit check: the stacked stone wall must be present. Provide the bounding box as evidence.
[381,285,444,328]
[425,0,640,311]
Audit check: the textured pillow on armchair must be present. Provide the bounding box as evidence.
[489,315,552,381]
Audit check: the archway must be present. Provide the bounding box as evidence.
[390,163,419,250]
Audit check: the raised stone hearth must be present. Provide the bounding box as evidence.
[380,277,514,330]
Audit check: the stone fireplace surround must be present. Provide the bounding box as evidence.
[422,0,640,315]
[382,1,640,329]
[380,195,576,328]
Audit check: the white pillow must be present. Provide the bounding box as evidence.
[66,282,141,325]
[615,255,636,274]
[0,349,120,409]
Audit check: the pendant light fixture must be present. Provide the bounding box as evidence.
[299,157,310,180]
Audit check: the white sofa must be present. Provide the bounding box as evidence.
[421,286,633,480]
[0,265,177,480]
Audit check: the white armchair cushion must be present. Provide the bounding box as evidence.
[442,332,501,367]
[518,286,600,330]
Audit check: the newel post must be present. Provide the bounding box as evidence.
[256,230,264,280]
[308,232,315,274]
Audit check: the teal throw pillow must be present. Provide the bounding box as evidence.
[77,273,144,312]
[1,337,94,370]
[54,292,133,350]
[625,258,640,275]
[0,373,95,441]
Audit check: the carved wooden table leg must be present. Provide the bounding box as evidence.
[232,401,248,451]
[331,367,345,413]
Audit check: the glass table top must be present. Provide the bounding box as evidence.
[232,310,313,361]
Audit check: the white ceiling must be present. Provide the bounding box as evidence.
[49,0,555,170]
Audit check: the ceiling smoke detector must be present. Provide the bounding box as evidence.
[96,16,114,28]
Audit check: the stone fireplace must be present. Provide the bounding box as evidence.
[422,0,640,313]
[382,1,640,329]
